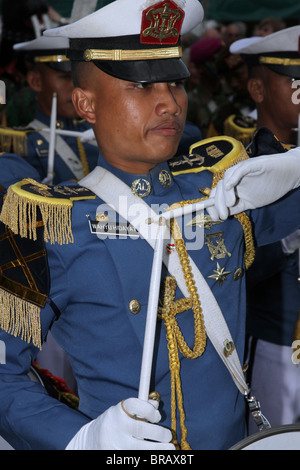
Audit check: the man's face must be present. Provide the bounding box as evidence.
[34,65,78,119]
[75,64,188,174]
[262,68,300,131]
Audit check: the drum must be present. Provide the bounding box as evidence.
[230,424,300,450]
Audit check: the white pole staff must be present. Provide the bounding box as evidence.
[138,218,166,401]
[138,198,214,401]
[43,92,57,185]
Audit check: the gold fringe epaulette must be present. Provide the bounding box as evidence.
[0,125,33,156]
[223,114,257,148]
[0,289,43,349]
[0,178,96,245]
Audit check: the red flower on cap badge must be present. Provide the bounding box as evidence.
[141,1,185,45]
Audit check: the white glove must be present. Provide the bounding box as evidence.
[79,128,98,146]
[207,147,300,221]
[65,398,175,450]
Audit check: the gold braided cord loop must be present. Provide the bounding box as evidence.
[233,212,255,269]
[159,178,254,446]
[158,198,207,448]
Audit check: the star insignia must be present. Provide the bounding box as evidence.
[208,263,231,287]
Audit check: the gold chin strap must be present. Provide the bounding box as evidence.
[259,56,300,66]
[34,55,70,63]
[83,46,182,62]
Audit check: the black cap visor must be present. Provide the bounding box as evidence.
[69,35,189,83]
[46,61,72,73]
[92,57,189,82]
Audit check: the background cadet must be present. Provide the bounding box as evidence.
[230,26,300,432]
[2,0,300,451]
[0,35,100,185]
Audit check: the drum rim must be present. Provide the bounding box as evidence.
[230,424,300,450]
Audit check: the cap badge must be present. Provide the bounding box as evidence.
[141,1,185,45]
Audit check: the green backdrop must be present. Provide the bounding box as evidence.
[206,0,300,22]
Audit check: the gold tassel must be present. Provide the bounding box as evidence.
[0,288,42,349]
[0,182,74,245]
[0,128,28,155]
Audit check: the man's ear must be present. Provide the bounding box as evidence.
[27,69,43,93]
[72,88,96,124]
[247,77,265,104]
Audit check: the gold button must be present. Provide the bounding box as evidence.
[129,300,141,314]
[149,391,161,402]
[223,339,235,357]
[233,268,244,280]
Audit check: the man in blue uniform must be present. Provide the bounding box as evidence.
[230,26,300,432]
[0,35,99,185]
[1,0,300,451]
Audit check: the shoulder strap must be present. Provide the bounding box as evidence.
[29,119,85,180]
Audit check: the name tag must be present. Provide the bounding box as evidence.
[89,220,139,239]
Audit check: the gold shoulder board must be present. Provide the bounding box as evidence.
[0,178,96,245]
[223,114,257,147]
[170,135,249,183]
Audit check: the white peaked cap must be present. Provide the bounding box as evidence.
[44,0,204,39]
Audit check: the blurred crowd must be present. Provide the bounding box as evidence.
[0,0,68,126]
[0,4,292,139]
[181,15,290,141]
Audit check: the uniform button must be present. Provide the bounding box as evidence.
[149,391,161,402]
[233,267,244,280]
[129,299,141,314]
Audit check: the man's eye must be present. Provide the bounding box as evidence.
[169,81,184,87]
[135,82,151,89]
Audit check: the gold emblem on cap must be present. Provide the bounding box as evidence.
[129,300,141,314]
[142,3,184,43]
[131,178,151,198]
[159,170,172,188]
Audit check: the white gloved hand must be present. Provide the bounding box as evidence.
[207,147,300,221]
[79,128,97,146]
[65,398,175,450]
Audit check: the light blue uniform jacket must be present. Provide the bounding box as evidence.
[1,144,300,450]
